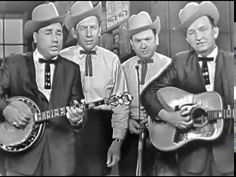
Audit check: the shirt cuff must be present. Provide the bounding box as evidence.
[112,128,127,140]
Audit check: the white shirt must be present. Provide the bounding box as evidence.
[198,46,218,91]
[60,45,129,139]
[33,49,56,101]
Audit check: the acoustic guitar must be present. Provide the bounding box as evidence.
[0,92,133,153]
[147,87,234,151]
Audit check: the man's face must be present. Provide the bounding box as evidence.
[130,29,156,60]
[34,23,63,59]
[73,16,100,51]
[186,16,219,56]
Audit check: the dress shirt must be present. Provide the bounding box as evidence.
[122,52,171,120]
[198,46,218,91]
[60,45,129,139]
[33,49,56,101]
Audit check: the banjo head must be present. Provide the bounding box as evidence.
[0,96,44,153]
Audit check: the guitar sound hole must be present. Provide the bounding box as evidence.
[190,107,207,126]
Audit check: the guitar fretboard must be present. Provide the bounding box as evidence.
[207,109,235,121]
[34,107,66,123]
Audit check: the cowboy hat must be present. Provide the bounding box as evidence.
[24,2,66,39]
[178,1,219,32]
[122,11,161,38]
[65,1,102,32]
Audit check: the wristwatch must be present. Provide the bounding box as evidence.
[113,138,123,143]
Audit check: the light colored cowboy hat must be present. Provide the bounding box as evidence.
[24,2,66,39]
[178,1,219,32]
[65,1,102,32]
[122,11,161,38]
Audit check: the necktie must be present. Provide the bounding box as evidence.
[38,58,57,89]
[137,58,153,85]
[198,57,214,85]
[80,50,96,77]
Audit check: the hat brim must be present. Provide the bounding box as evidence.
[177,2,219,33]
[24,15,66,39]
[65,3,102,32]
[123,16,161,38]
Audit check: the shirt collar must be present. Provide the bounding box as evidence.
[198,46,218,63]
[77,45,98,58]
[33,49,58,63]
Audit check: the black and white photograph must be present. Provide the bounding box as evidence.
[0,1,234,176]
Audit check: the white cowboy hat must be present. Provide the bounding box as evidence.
[122,11,161,38]
[65,1,101,31]
[24,2,66,39]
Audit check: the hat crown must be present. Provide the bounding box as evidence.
[70,1,94,16]
[179,2,199,24]
[128,11,153,30]
[178,1,219,27]
[32,2,59,22]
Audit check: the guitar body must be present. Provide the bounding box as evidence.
[148,87,223,151]
[0,97,44,153]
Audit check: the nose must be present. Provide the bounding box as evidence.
[86,27,92,37]
[195,31,203,40]
[52,33,58,42]
[140,40,147,49]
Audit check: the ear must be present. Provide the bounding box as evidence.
[213,26,219,39]
[155,34,159,46]
[186,37,190,45]
[130,39,134,49]
[71,27,77,39]
[33,32,37,43]
[98,27,101,37]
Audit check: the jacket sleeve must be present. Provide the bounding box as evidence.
[69,64,85,132]
[0,58,10,115]
[141,58,178,120]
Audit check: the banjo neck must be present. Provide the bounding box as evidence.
[34,107,66,123]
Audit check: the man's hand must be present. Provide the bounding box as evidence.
[106,139,122,168]
[129,106,148,134]
[2,105,31,129]
[158,104,196,129]
[66,100,84,127]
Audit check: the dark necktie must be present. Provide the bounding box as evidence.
[80,50,96,77]
[137,58,153,85]
[38,58,57,89]
[198,57,214,85]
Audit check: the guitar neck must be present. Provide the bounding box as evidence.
[34,107,66,123]
[207,109,235,121]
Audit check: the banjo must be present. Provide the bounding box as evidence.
[0,93,133,153]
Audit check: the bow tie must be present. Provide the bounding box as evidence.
[137,59,153,85]
[137,58,154,64]
[80,50,96,77]
[198,57,214,62]
[38,58,57,89]
[38,58,57,64]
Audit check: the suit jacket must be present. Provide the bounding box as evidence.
[141,50,234,174]
[0,52,84,175]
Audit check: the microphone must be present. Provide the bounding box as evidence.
[135,65,144,176]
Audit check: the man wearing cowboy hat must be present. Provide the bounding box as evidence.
[60,1,129,176]
[120,11,178,176]
[0,2,85,176]
[141,1,234,176]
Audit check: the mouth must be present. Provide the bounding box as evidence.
[197,41,206,46]
[141,51,149,55]
[51,46,59,50]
